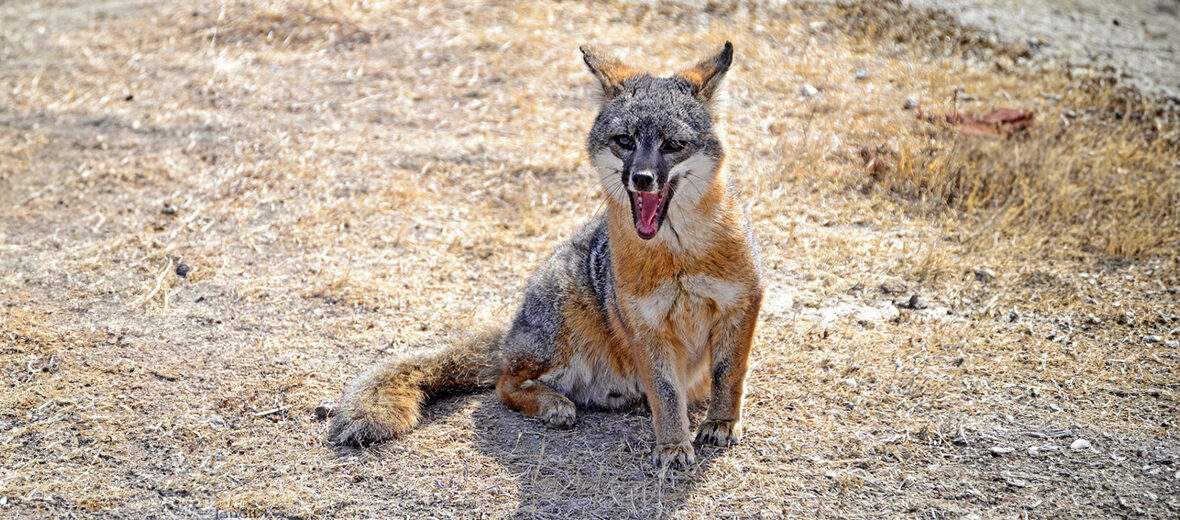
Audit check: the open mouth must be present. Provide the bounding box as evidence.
[627,182,674,240]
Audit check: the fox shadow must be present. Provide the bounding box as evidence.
[456,392,722,520]
[327,390,727,518]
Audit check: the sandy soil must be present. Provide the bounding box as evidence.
[908,0,1180,99]
[1,1,1177,519]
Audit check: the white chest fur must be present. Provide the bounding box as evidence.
[625,275,749,340]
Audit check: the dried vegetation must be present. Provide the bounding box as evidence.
[1,0,1177,518]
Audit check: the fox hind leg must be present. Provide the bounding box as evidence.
[495,288,576,429]
[496,361,576,429]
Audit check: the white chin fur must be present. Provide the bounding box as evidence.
[592,149,720,246]
[657,152,719,252]
[668,153,718,210]
[592,149,629,207]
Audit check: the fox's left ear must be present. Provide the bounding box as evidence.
[678,41,733,101]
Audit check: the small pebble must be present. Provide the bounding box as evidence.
[879,278,907,295]
[990,446,1015,455]
[973,267,997,282]
[1165,340,1179,348]
[162,204,177,215]
[1070,438,1092,450]
[899,294,927,310]
[799,83,818,97]
[176,262,191,278]
[903,97,918,109]
[854,68,868,80]
[1143,335,1161,343]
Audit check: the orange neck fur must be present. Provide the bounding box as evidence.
[605,164,753,296]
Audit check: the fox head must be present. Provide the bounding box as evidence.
[581,42,733,241]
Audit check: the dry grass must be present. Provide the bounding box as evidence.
[1,0,1178,518]
[867,79,1180,258]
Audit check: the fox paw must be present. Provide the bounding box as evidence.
[652,441,696,469]
[537,393,576,429]
[695,419,742,447]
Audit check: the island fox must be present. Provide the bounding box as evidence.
[329,41,763,469]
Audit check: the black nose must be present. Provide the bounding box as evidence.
[630,171,654,191]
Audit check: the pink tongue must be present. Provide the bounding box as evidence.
[637,192,661,235]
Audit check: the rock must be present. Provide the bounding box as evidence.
[990,446,1016,455]
[898,294,927,310]
[854,68,868,80]
[1070,438,1092,451]
[176,262,191,278]
[208,415,228,430]
[1143,335,1162,343]
[903,97,918,109]
[799,83,818,97]
[852,302,900,323]
[761,284,797,316]
[973,267,996,283]
[1005,477,1027,488]
[1165,340,1179,348]
[1029,444,1059,457]
[314,402,337,421]
[879,278,907,295]
[161,204,177,215]
[1008,310,1020,322]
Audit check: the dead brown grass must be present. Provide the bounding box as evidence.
[865,79,1180,258]
[1,0,1177,518]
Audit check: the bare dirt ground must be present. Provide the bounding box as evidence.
[1,1,1178,519]
[906,0,1180,99]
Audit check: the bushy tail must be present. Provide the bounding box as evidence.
[328,327,504,447]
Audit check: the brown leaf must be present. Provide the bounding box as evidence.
[918,107,1035,137]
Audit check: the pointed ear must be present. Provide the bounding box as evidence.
[579,45,640,100]
[677,41,733,101]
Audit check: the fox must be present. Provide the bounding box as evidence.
[328,41,763,469]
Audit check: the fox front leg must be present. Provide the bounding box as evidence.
[696,289,763,447]
[631,336,695,469]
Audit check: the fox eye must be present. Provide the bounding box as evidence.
[613,135,635,151]
[660,140,685,153]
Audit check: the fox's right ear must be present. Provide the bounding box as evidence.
[580,45,639,101]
